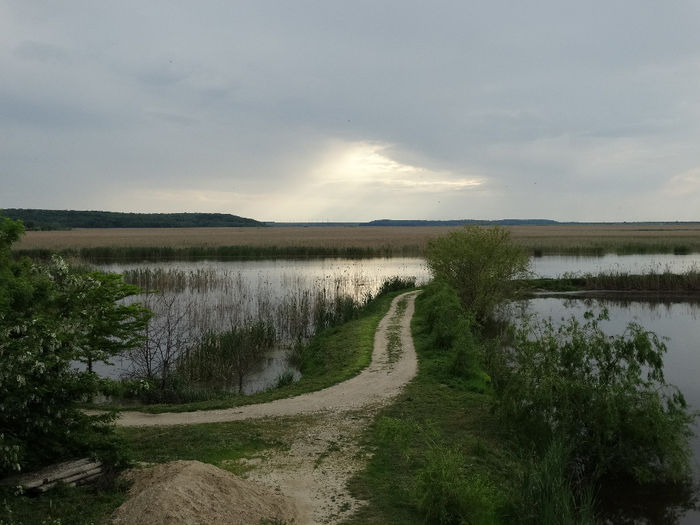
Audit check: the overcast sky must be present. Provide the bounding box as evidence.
[3,1,700,222]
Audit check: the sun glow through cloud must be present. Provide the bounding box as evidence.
[315,142,483,193]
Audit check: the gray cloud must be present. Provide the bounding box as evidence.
[2,1,700,221]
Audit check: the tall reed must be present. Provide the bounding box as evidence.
[119,267,416,398]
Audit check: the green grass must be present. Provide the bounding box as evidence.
[117,416,303,475]
[96,290,403,413]
[0,481,130,525]
[1,416,305,524]
[385,296,408,364]
[344,290,514,524]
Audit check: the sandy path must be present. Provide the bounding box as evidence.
[117,291,419,524]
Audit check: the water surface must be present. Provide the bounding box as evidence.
[532,253,700,278]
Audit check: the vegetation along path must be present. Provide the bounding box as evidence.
[117,291,420,524]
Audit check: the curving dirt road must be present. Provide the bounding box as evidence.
[117,291,420,524]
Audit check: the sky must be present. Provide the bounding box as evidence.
[2,1,700,222]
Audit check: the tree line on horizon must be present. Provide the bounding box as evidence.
[1,209,263,230]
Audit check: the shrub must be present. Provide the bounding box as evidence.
[0,216,148,474]
[426,226,530,322]
[494,309,694,484]
[422,282,464,349]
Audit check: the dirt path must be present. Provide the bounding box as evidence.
[117,291,420,524]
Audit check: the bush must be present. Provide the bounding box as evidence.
[422,282,465,349]
[493,309,694,484]
[0,216,147,474]
[426,226,530,322]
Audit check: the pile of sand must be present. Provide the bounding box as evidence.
[112,460,299,525]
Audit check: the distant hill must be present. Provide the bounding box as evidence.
[1,209,264,230]
[264,219,561,227]
[364,219,561,227]
[266,219,700,227]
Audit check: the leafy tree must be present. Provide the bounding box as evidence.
[0,216,149,474]
[494,310,694,484]
[425,226,530,321]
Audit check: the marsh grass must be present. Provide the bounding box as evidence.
[506,440,597,525]
[111,266,386,398]
[14,224,700,261]
[527,268,700,293]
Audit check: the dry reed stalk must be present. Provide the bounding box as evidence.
[15,225,700,253]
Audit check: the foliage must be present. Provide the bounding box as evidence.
[0,216,147,475]
[425,226,530,321]
[421,282,487,389]
[493,309,694,484]
[69,272,150,372]
[422,281,465,349]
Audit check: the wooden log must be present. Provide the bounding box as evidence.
[35,466,104,493]
[0,458,103,492]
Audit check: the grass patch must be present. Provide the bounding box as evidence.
[117,416,302,475]
[385,296,408,364]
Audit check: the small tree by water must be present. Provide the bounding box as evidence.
[0,216,148,474]
[492,309,694,485]
[425,226,530,322]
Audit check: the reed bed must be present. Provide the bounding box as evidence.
[528,268,700,293]
[116,266,416,399]
[14,224,700,260]
[580,269,700,291]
